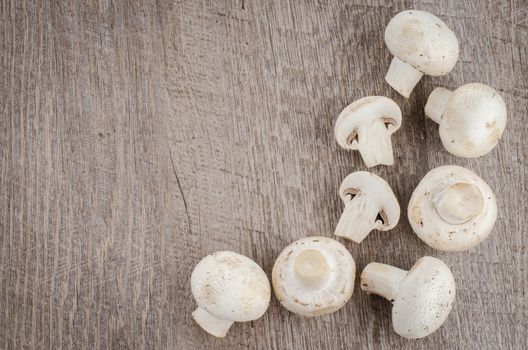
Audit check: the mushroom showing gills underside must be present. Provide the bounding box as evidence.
[384,10,459,98]
[424,83,507,158]
[408,165,497,251]
[191,251,271,337]
[272,237,355,317]
[361,256,456,339]
[335,96,402,167]
[335,172,400,243]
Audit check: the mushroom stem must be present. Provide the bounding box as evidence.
[353,118,395,167]
[424,87,453,124]
[192,307,234,338]
[360,262,408,301]
[385,57,424,98]
[335,194,382,243]
[294,249,330,287]
[433,183,484,224]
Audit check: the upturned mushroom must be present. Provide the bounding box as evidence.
[424,83,507,157]
[408,165,497,251]
[335,96,402,167]
[335,172,400,243]
[191,251,271,337]
[361,256,456,339]
[384,10,459,98]
[272,237,355,317]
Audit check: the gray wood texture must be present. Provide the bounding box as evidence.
[1,0,527,349]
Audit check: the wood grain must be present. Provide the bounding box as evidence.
[1,0,527,349]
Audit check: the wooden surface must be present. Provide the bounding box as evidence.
[1,0,527,349]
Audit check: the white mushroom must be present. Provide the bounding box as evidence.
[408,165,497,251]
[384,10,459,98]
[361,256,456,339]
[424,83,507,157]
[335,96,402,167]
[191,251,271,337]
[335,172,400,243]
[272,237,355,317]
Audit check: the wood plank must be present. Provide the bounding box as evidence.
[1,0,526,349]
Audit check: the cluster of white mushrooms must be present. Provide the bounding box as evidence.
[190,9,506,340]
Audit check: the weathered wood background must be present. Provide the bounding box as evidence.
[1,0,527,349]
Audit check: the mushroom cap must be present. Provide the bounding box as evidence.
[339,171,400,230]
[392,256,456,339]
[272,237,355,317]
[408,165,497,251]
[439,83,507,158]
[191,251,271,322]
[334,96,402,149]
[385,10,459,76]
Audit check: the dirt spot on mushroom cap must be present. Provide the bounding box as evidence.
[408,203,423,227]
[201,284,217,304]
[294,298,308,306]
[401,19,424,37]
[488,123,503,142]
[213,253,243,269]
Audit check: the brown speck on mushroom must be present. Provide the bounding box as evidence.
[294,298,308,306]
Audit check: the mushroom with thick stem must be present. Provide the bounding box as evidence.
[425,83,507,158]
[191,251,271,337]
[334,172,400,243]
[272,237,355,317]
[334,96,402,167]
[408,165,497,251]
[361,256,456,339]
[384,10,459,98]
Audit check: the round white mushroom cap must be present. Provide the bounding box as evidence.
[272,237,355,317]
[385,10,459,76]
[191,251,271,337]
[392,257,456,339]
[360,257,456,339]
[426,83,507,158]
[335,96,402,168]
[384,10,459,98]
[335,172,400,243]
[408,165,497,251]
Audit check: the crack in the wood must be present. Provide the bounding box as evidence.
[168,147,192,235]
